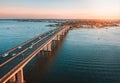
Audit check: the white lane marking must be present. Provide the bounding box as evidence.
[0,30,56,67]
[0,48,28,67]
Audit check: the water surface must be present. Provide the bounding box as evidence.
[40,27,120,83]
[0,20,55,54]
[0,21,120,83]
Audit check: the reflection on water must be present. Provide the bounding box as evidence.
[27,27,120,83]
[24,35,67,83]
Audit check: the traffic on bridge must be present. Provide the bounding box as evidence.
[0,26,70,83]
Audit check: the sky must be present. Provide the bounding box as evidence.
[0,0,120,19]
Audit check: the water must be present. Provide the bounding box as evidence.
[40,27,120,83]
[0,21,120,83]
[0,20,55,54]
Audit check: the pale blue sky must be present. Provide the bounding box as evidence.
[0,0,120,19]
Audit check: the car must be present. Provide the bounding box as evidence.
[12,53,16,56]
[2,53,9,57]
[39,37,41,39]
[31,42,34,45]
[18,46,22,49]
[29,45,33,49]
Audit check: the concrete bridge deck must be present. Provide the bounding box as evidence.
[0,26,70,83]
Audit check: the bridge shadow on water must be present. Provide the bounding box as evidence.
[23,33,68,83]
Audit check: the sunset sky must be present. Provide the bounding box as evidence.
[0,0,120,19]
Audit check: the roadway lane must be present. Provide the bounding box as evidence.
[0,27,64,78]
[0,28,58,64]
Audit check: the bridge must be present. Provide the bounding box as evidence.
[0,26,70,83]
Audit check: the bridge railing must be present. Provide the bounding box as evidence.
[0,26,64,57]
[0,26,69,83]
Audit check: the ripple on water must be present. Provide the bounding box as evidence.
[42,27,120,83]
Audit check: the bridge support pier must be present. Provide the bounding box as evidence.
[47,43,52,51]
[42,43,52,56]
[16,69,24,83]
[43,45,48,51]
[57,35,60,40]
[8,69,24,83]
[62,32,65,35]
[43,42,52,52]
[59,35,64,40]
[41,48,44,56]
[0,26,70,83]
[51,40,57,50]
[8,75,16,83]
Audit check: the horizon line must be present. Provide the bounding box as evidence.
[0,18,120,20]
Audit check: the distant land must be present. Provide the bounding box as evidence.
[0,19,120,28]
[62,19,120,29]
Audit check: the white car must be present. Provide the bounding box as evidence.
[2,53,9,57]
[31,42,34,45]
[12,53,16,56]
[18,46,22,49]
[29,45,33,49]
[39,37,41,39]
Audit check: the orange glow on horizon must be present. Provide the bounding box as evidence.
[0,0,120,19]
[0,4,120,19]
[0,10,120,19]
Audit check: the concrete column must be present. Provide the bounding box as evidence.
[41,48,44,56]
[8,75,16,83]
[44,45,48,51]
[62,32,64,35]
[65,29,68,33]
[54,36,58,41]
[38,51,41,56]
[52,40,57,48]
[59,35,63,40]
[48,43,52,51]
[57,35,60,40]
[16,69,24,83]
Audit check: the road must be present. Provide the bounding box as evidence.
[0,27,64,78]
